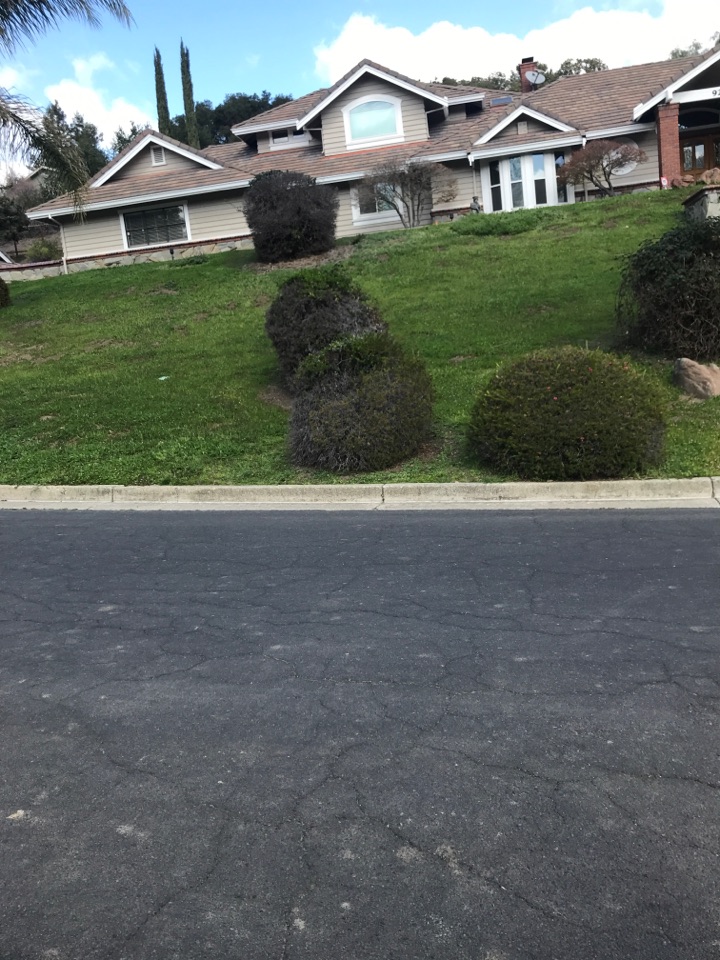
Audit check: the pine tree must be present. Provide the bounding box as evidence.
[154,46,171,135]
[180,39,200,148]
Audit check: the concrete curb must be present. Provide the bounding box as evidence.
[0,478,718,509]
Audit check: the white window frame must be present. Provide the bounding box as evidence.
[150,145,166,166]
[349,186,402,226]
[479,152,575,213]
[119,203,192,251]
[342,95,404,151]
[269,127,312,151]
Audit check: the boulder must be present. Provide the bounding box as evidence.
[698,167,720,185]
[673,357,720,399]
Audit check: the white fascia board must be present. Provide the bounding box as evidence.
[585,122,656,139]
[632,47,720,120]
[411,150,468,163]
[470,134,583,161]
[445,93,486,105]
[92,134,223,188]
[231,117,301,136]
[298,64,447,128]
[475,105,575,145]
[315,172,367,184]
[27,179,251,220]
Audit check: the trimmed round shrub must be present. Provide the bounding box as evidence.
[290,333,434,473]
[616,217,720,360]
[244,169,339,263]
[0,276,10,309]
[266,265,386,385]
[468,347,666,481]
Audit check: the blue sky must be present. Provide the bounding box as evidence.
[0,0,715,161]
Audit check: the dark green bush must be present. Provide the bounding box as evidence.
[244,170,339,263]
[266,265,386,385]
[468,347,666,481]
[290,333,434,472]
[0,276,10,309]
[616,217,720,360]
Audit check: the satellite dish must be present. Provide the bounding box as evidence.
[525,70,546,86]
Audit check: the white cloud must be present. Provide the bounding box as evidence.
[314,0,718,84]
[44,53,153,144]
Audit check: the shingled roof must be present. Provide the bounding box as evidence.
[27,48,720,221]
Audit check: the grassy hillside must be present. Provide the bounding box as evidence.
[1,188,718,484]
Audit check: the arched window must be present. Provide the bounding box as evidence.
[342,95,404,148]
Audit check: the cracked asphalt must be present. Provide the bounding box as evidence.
[1,509,719,960]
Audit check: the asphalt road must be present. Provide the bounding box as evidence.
[1,509,719,960]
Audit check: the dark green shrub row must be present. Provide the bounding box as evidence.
[265,265,385,387]
[244,170,339,264]
[467,346,666,481]
[616,217,720,361]
[0,276,10,309]
[290,333,434,473]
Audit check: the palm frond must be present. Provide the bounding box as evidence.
[0,88,88,213]
[0,0,133,54]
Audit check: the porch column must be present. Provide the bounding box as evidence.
[657,102,683,185]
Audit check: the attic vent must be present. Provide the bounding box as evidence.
[490,95,513,107]
[150,146,166,166]
[517,121,528,134]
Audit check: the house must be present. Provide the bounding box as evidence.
[22,47,720,275]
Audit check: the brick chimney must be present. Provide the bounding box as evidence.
[518,56,537,94]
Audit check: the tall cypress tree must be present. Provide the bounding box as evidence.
[180,40,200,149]
[154,46,171,136]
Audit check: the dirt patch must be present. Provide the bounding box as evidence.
[253,294,272,308]
[258,385,293,411]
[449,355,477,364]
[0,344,50,366]
[249,245,356,274]
[193,312,211,323]
[148,285,179,296]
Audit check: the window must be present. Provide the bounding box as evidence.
[150,146,166,166]
[489,160,502,212]
[269,127,311,150]
[123,205,188,248]
[342,95,404,148]
[509,156,524,208]
[681,134,720,173]
[358,185,394,215]
[351,186,400,224]
[481,152,574,213]
[555,152,568,203]
[533,153,547,205]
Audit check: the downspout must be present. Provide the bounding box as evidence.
[48,216,68,275]
[470,153,478,197]
[581,133,588,203]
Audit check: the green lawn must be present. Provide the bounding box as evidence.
[1,189,718,484]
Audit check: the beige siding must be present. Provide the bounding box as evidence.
[256,132,271,154]
[612,131,659,187]
[334,182,430,238]
[321,77,429,156]
[187,193,248,239]
[112,145,204,181]
[433,162,476,210]
[62,211,124,258]
[491,117,560,145]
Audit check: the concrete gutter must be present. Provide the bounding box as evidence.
[0,478,719,510]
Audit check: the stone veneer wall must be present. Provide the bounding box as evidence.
[683,187,720,222]
[0,235,253,283]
